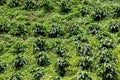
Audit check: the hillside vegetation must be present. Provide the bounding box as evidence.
[0,0,120,80]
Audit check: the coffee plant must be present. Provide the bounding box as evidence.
[68,24,80,37]
[40,0,54,12]
[52,41,61,49]
[74,35,88,42]
[33,71,44,80]
[12,24,28,37]
[77,44,92,56]
[24,0,36,11]
[113,6,120,18]
[60,1,71,13]
[8,0,20,8]
[33,38,46,53]
[0,62,6,73]
[12,56,27,69]
[100,38,114,49]
[31,68,44,80]
[0,22,10,33]
[33,23,46,36]
[80,7,89,16]
[55,46,66,57]
[88,24,100,35]
[48,24,62,38]
[101,63,118,80]
[55,58,70,76]
[0,0,6,5]
[78,56,92,70]
[9,74,23,80]
[108,23,120,33]
[97,32,109,40]
[98,50,116,63]
[13,42,26,54]
[36,52,50,66]
[92,8,106,21]
[75,72,92,80]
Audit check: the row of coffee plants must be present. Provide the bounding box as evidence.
[0,0,69,13]
[75,41,93,79]
[48,40,69,78]
[1,22,119,39]
[0,0,120,18]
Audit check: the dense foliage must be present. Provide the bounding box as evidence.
[74,35,88,42]
[113,6,120,18]
[33,23,46,36]
[98,50,116,63]
[0,62,6,73]
[33,38,46,53]
[60,1,71,13]
[24,0,36,10]
[40,0,54,12]
[108,23,120,33]
[48,24,63,38]
[78,57,92,70]
[36,52,50,66]
[56,58,70,76]
[14,42,26,54]
[9,74,23,80]
[100,38,114,49]
[12,56,27,69]
[55,46,66,57]
[75,72,92,80]
[12,24,28,37]
[92,8,106,21]
[77,44,92,56]
[8,0,20,8]
[101,64,118,80]
[88,24,100,35]
[68,24,80,37]
[80,7,89,16]
[0,22,10,33]
[30,68,44,80]
[0,0,6,5]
